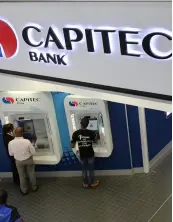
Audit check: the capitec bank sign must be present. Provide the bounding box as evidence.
[0,19,172,66]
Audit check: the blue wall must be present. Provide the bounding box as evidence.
[0,120,12,172]
[145,109,172,160]
[126,105,143,168]
[95,101,131,170]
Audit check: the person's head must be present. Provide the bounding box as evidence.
[0,189,8,205]
[80,117,89,129]
[15,127,23,137]
[3,123,14,135]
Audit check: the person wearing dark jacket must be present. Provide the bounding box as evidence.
[2,123,19,185]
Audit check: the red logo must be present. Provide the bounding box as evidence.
[0,19,18,58]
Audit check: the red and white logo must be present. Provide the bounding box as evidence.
[0,19,18,58]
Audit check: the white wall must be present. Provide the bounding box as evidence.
[0,73,171,112]
[0,1,171,111]
[0,1,171,98]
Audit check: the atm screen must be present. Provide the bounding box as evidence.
[17,120,37,144]
[87,119,98,131]
[23,121,34,133]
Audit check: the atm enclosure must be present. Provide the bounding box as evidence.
[64,95,113,157]
[0,92,62,165]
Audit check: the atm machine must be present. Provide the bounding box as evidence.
[11,113,52,154]
[15,118,37,145]
[64,95,113,157]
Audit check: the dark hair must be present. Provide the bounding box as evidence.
[0,189,8,205]
[3,123,14,135]
[81,117,89,129]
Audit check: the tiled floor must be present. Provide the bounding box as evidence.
[150,197,172,222]
[0,154,172,222]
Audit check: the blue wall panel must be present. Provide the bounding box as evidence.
[0,120,11,172]
[94,102,131,170]
[126,106,143,168]
[145,109,172,160]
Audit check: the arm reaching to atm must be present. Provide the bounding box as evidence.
[71,131,80,157]
[71,131,77,149]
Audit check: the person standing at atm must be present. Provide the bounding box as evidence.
[71,117,100,188]
[8,127,38,195]
[2,123,20,186]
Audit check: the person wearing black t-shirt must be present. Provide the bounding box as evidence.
[2,124,20,186]
[71,117,99,188]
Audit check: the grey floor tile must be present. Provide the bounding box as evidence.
[0,153,172,222]
[150,197,172,222]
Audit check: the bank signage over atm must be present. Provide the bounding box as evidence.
[0,19,172,64]
[24,25,172,65]
[0,2,171,102]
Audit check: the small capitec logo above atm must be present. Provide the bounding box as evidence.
[2,97,40,104]
[69,101,79,107]
[69,100,98,107]
[2,97,15,104]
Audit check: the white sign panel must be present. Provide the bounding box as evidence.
[0,2,172,101]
